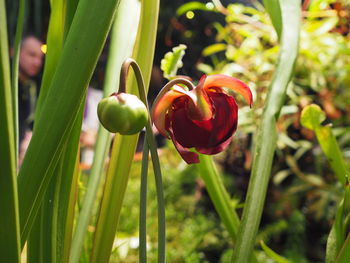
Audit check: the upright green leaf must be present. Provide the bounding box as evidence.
[263,0,282,39]
[326,184,350,262]
[10,0,25,157]
[335,233,350,263]
[69,0,141,261]
[18,0,122,246]
[90,1,160,262]
[232,1,301,262]
[35,0,67,114]
[27,1,82,262]
[0,0,21,261]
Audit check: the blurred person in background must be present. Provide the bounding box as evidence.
[16,35,44,165]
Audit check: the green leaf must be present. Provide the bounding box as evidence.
[35,0,67,115]
[69,0,141,261]
[202,43,227,57]
[335,233,350,263]
[232,0,301,262]
[300,104,326,130]
[326,184,350,263]
[0,0,21,261]
[161,44,187,80]
[10,0,25,156]
[18,0,122,247]
[260,240,291,263]
[90,1,160,262]
[300,104,349,185]
[263,0,282,39]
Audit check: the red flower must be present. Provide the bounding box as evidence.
[152,75,252,164]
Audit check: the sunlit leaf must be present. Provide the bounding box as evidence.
[202,43,227,57]
[161,44,187,79]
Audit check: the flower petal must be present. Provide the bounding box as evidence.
[165,110,200,164]
[203,74,253,107]
[151,86,191,137]
[189,75,213,120]
[168,129,200,164]
[195,135,232,155]
[170,91,238,152]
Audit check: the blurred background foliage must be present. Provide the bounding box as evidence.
[6,0,350,262]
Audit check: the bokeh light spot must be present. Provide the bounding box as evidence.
[41,44,47,54]
[186,11,195,19]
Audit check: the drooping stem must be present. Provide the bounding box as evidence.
[121,58,166,263]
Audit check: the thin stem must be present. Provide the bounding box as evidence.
[197,155,258,263]
[197,155,240,240]
[139,140,149,263]
[121,58,166,263]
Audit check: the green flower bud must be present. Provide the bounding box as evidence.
[97,92,148,135]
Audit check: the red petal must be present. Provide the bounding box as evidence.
[203,74,253,107]
[152,85,198,138]
[165,108,199,164]
[170,91,238,154]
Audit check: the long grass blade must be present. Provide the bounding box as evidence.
[0,0,21,261]
[18,0,122,246]
[10,0,25,158]
[232,1,301,262]
[69,1,141,261]
[335,233,350,263]
[262,0,282,39]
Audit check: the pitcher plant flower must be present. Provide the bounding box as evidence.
[152,74,253,164]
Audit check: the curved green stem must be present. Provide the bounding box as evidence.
[122,58,166,263]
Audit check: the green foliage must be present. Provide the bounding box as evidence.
[326,184,350,262]
[160,44,187,79]
[260,240,291,263]
[301,104,349,185]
